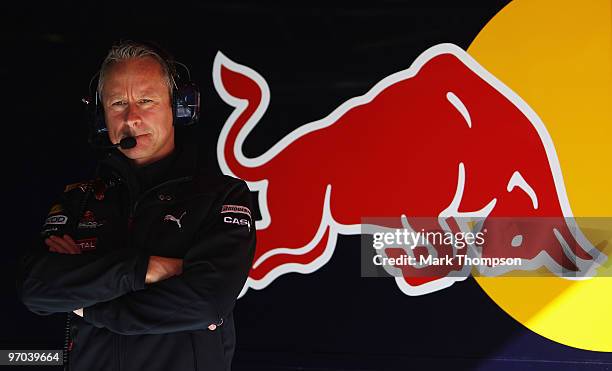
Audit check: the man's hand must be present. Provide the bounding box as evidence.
[45,234,81,254]
[145,256,183,284]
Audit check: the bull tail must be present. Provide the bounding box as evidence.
[213,51,273,181]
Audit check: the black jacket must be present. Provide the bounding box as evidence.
[17,140,256,371]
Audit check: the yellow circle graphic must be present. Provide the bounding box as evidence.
[468,0,612,351]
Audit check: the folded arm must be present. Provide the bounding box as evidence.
[17,189,151,315]
[83,181,256,335]
[17,239,150,315]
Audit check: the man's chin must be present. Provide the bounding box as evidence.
[120,148,150,161]
[121,148,172,167]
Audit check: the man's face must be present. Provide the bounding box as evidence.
[102,56,174,166]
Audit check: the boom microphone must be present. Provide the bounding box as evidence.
[116,137,137,149]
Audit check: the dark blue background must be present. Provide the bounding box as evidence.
[1,2,610,370]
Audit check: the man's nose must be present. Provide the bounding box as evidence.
[124,103,141,127]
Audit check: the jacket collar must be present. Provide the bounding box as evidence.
[98,133,199,195]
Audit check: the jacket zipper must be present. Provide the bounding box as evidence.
[189,333,198,371]
[115,334,120,371]
[64,184,96,371]
[63,313,72,371]
[116,175,193,369]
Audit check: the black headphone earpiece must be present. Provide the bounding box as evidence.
[170,62,200,128]
[84,42,200,148]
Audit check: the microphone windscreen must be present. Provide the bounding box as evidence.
[119,137,137,149]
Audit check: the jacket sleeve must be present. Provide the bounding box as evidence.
[17,248,149,316]
[16,189,150,315]
[82,180,256,335]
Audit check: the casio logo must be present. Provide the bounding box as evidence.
[223,216,251,231]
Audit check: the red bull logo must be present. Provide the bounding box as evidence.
[213,43,606,297]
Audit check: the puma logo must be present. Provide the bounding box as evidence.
[163,211,186,229]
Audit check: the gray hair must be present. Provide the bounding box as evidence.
[96,41,176,100]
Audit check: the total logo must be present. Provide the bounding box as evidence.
[75,238,97,252]
[213,0,612,352]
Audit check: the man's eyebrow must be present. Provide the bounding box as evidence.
[103,92,126,101]
[104,90,163,101]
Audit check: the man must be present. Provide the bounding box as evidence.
[17,41,256,371]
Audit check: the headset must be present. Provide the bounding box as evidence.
[83,41,201,149]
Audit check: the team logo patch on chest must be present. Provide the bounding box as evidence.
[78,210,105,229]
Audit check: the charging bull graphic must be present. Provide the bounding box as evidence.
[213,43,605,296]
